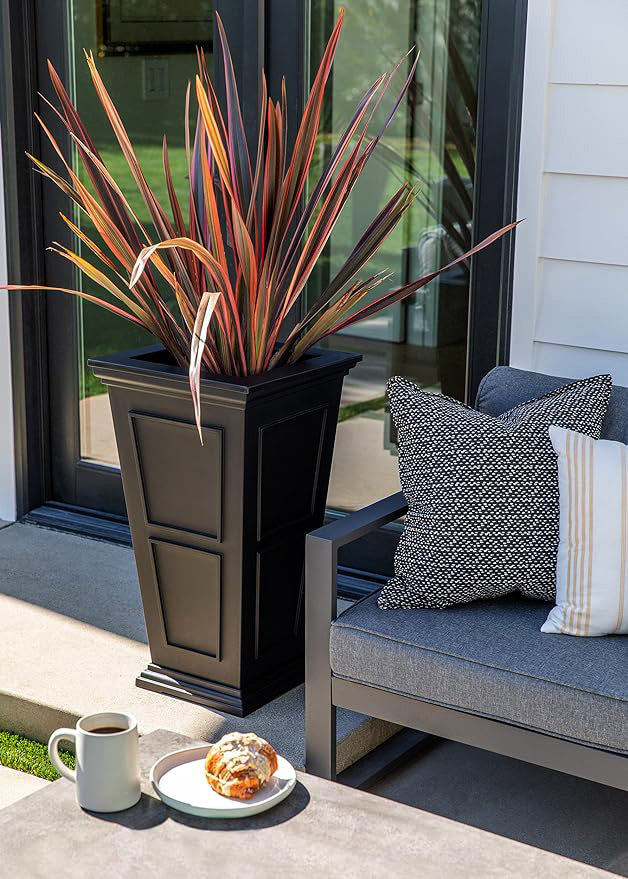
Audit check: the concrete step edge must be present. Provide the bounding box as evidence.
[0,684,399,772]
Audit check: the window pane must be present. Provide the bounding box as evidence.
[308,0,481,511]
[69,0,213,466]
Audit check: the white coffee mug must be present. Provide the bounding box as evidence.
[48,711,141,812]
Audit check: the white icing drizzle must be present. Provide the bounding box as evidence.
[208,733,273,791]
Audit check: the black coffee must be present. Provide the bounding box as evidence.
[90,726,126,735]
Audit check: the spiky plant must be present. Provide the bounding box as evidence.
[4,10,515,436]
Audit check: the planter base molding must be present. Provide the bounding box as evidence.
[136,657,305,717]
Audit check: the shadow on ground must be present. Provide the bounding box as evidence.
[0,522,147,642]
[371,739,628,876]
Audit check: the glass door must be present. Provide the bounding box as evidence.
[33,0,516,545]
[75,2,213,469]
[308,0,481,514]
[43,0,213,514]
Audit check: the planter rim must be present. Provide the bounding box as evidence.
[89,343,362,400]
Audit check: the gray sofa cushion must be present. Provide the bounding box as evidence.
[330,592,628,753]
[476,366,628,444]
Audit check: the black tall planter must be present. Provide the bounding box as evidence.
[90,345,361,716]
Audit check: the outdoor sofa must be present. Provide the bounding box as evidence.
[305,366,628,790]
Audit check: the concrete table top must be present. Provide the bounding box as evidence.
[0,729,609,879]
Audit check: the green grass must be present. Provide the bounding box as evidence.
[0,731,76,781]
[81,370,108,399]
[338,394,387,423]
[79,144,189,226]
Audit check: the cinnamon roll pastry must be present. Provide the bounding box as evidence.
[204,732,278,799]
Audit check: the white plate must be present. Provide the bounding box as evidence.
[150,745,297,818]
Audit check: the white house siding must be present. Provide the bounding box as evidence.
[510,0,628,386]
[0,127,16,521]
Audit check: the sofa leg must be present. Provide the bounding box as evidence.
[305,531,338,780]
[306,681,336,780]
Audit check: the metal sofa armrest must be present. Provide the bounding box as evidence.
[305,492,407,777]
[307,490,407,553]
[306,489,406,624]
[306,490,406,626]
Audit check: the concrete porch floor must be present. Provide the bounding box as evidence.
[0,522,626,876]
[0,522,396,771]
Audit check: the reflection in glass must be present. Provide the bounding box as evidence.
[308,0,481,511]
[69,0,212,465]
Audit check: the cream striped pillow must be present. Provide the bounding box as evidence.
[542,425,628,636]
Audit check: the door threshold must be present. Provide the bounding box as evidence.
[22,502,132,546]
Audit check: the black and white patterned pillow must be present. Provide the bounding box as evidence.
[378,374,612,609]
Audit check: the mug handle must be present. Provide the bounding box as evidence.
[48,729,77,783]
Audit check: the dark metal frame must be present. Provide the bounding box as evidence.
[0,0,50,517]
[304,493,628,791]
[466,0,528,400]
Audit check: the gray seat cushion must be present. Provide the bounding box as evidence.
[330,592,628,753]
[476,365,628,444]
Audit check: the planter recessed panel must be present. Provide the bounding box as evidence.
[151,539,221,659]
[257,407,327,541]
[130,412,223,540]
[255,539,305,662]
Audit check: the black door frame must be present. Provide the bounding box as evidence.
[0,0,50,518]
[467,0,528,399]
[1,0,528,580]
